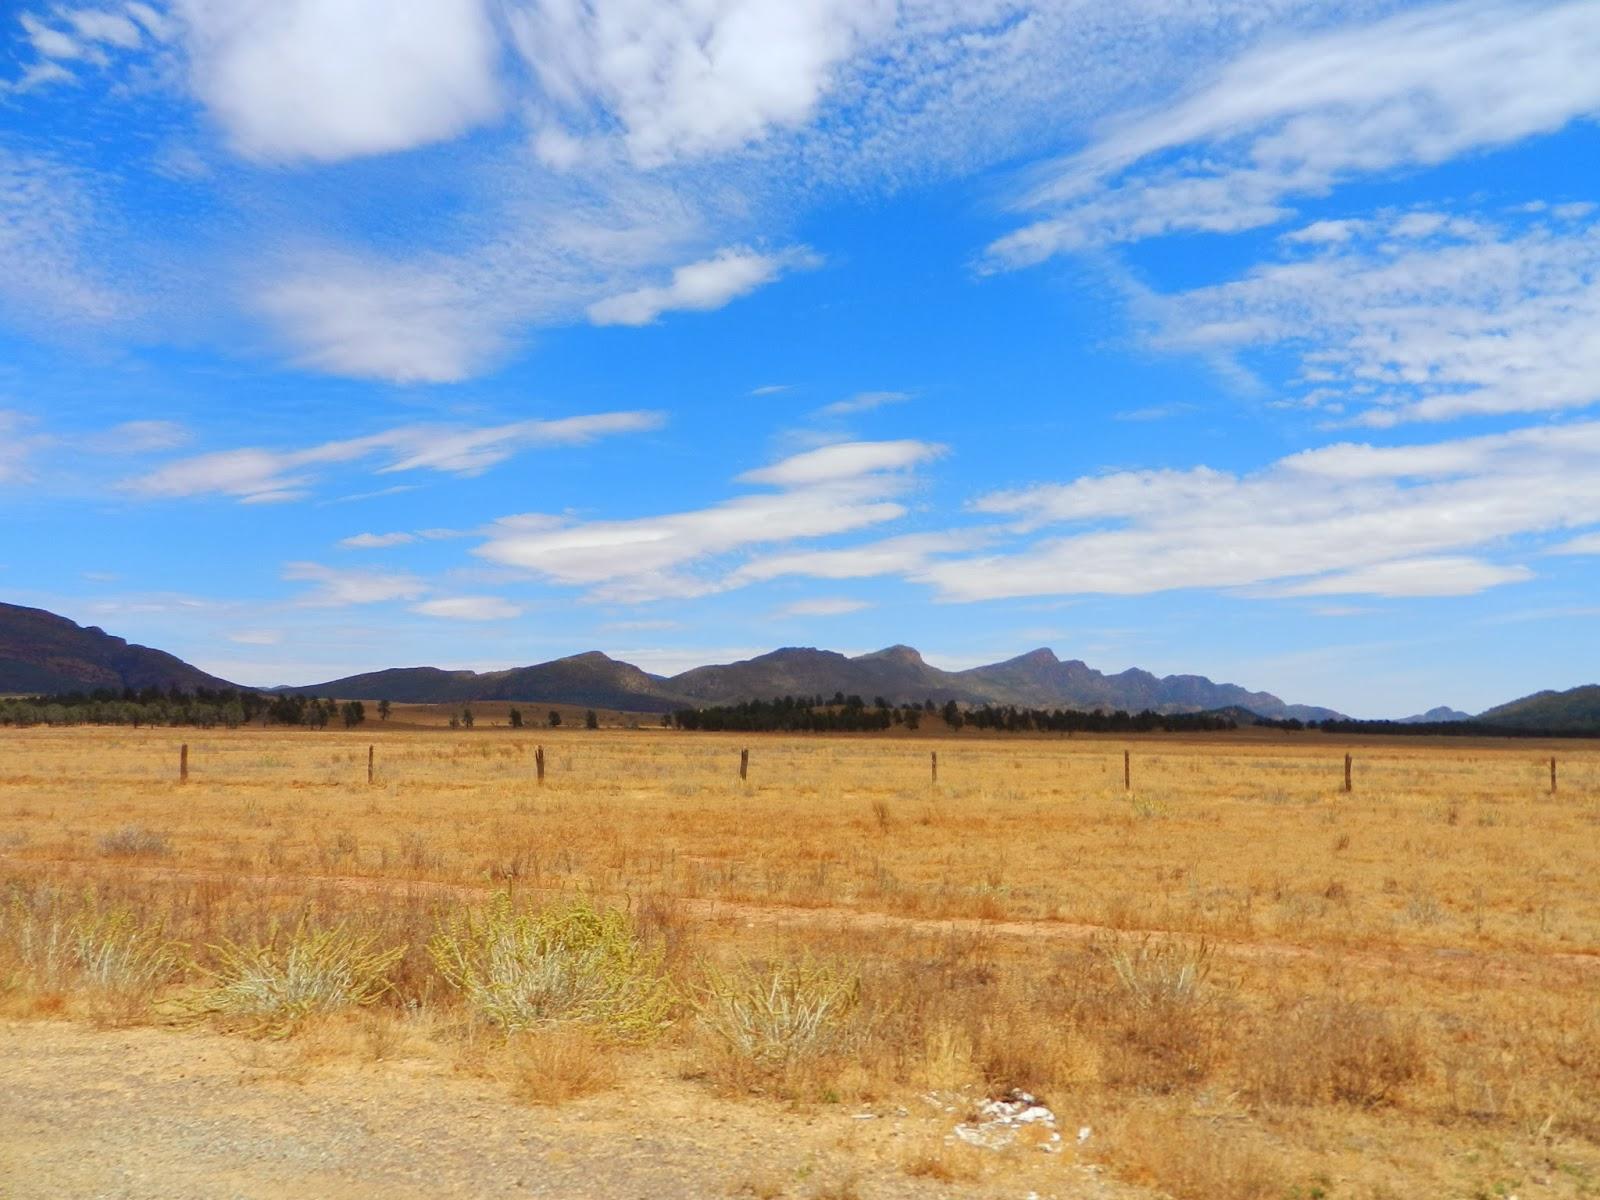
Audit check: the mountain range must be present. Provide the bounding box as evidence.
[279,644,1346,720]
[0,602,235,695]
[3,599,1595,731]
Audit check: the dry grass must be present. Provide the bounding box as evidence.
[2,723,1599,1197]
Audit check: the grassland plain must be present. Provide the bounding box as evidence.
[2,720,1598,1199]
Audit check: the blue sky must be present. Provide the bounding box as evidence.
[2,0,1598,717]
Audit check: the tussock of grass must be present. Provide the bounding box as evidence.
[192,920,403,1036]
[1102,934,1213,1010]
[694,955,860,1077]
[1,888,179,1020]
[97,825,171,857]
[429,893,671,1042]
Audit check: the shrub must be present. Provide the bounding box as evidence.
[97,825,171,857]
[1247,996,1426,1107]
[72,906,182,1021]
[1104,935,1213,1009]
[428,894,671,1042]
[192,920,403,1036]
[694,955,860,1072]
[1,888,179,1020]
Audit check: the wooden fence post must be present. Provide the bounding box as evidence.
[739,748,749,781]
[1343,753,1352,794]
[179,743,189,784]
[1123,749,1130,791]
[535,745,545,785]
[367,745,374,786]
[1551,756,1558,795]
[931,750,938,785]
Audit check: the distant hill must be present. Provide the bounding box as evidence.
[1477,686,1600,733]
[0,602,236,694]
[1398,706,1473,724]
[288,642,1340,720]
[285,653,686,713]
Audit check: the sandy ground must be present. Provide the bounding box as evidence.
[0,1020,1118,1200]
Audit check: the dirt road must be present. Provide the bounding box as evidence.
[0,1020,1112,1200]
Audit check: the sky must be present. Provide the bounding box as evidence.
[1,0,1598,718]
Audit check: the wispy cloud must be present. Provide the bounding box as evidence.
[283,562,427,607]
[775,597,871,617]
[918,421,1600,601]
[411,595,523,621]
[987,0,1600,266]
[122,411,663,503]
[587,246,816,326]
[816,390,910,417]
[474,438,944,602]
[1152,209,1600,425]
[340,532,416,549]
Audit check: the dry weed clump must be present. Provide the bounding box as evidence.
[501,1026,620,1105]
[1246,995,1426,1108]
[192,920,404,1036]
[0,887,181,1021]
[693,955,861,1093]
[96,825,171,857]
[1101,1103,1289,1200]
[428,893,671,1042]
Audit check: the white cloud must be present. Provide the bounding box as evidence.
[988,0,1600,265]
[587,246,814,326]
[509,0,893,167]
[1548,532,1600,557]
[412,595,523,620]
[79,419,190,454]
[734,531,985,585]
[20,14,82,59]
[0,148,127,327]
[817,390,910,417]
[919,421,1600,601]
[178,0,503,162]
[1153,210,1600,424]
[341,532,416,549]
[227,628,282,645]
[257,260,508,384]
[737,439,942,487]
[775,597,870,617]
[0,410,50,484]
[1268,557,1532,597]
[474,438,944,601]
[283,562,427,607]
[750,384,791,396]
[63,8,144,49]
[122,410,662,502]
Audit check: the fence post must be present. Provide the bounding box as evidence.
[739,748,749,781]
[1123,749,1130,791]
[1551,756,1558,795]
[535,745,545,785]
[931,750,938,785]
[367,744,374,786]
[179,742,189,784]
[1343,753,1352,794]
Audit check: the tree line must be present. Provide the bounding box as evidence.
[0,687,366,730]
[667,695,1239,734]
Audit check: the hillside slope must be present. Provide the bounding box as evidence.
[0,602,236,694]
[1478,686,1600,733]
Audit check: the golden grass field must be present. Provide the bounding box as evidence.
[3,718,1599,1199]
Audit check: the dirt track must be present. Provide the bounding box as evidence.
[0,1020,1112,1200]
